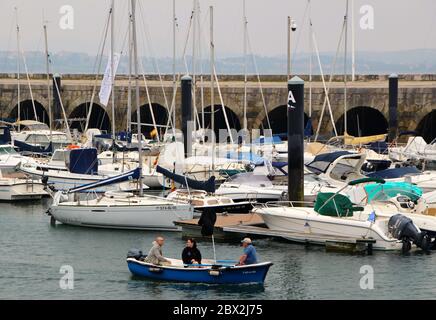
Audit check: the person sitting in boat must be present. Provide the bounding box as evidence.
[182,238,202,265]
[237,238,258,265]
[143,236,171,266]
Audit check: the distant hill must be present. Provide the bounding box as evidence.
[2,49,436,75]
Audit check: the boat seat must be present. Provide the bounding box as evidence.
[314,192,364,217]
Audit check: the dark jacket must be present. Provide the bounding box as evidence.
[182,247,202,264]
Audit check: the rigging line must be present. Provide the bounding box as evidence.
[290,0,310,68]
[311,25,338,139]
[246,30,271,132]
[84,7,111,133]
[138,57,160,142]
[137,1,170,114]
[314,16,346,142]
[181,9,195,74]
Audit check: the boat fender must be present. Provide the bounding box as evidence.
[208,270,221,276]
[148,267,163,273]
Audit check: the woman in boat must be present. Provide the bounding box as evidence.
[143,236,171,266]
[182,238,202,265]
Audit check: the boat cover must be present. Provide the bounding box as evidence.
[69,148,98,175]
[14,140,53,154]
[0,126,11,144]
[67,167,141,194]
[367,166,421,179]
[314,192,364,217]
[156,165,216,193]
[364,181,422,203]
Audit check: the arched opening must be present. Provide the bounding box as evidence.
[416,110,436,143]
[9,100,49,126]
[198,105,241,138]
[131,103,169,138]
[260,105,310,136]
[69,103,111,133]
[335,106,388,137]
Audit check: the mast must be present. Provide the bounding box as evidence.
[210,6,215,174]
[43,23,52,140]
[172,0,176,131]
[131,0,143,196]
[351,0,355,81]
[110,0,116,145]
[344,0,349,136]
[243,0,248,134]
[192,0,197,134]
[287,16,291,80]
[15,8,21,132]
[127,0,132,133]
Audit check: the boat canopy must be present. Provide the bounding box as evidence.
[314,192,364,217]
[14,140,53,155]
[67,168,141,194]
[364,181,422,203]
[14,120,49,131]
[344,133,387,145]
[156,165,216,193]
[367,166,421,179]
[305,151,354,174]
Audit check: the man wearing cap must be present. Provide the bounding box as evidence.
[238,238,258,265]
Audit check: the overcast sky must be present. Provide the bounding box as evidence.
[1,0,436,58]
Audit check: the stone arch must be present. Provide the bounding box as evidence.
[9,99,50,125]
[198,104,242,138]
[258,105,310,135]
[416,109,436,143]
[131,103,169,138]
[335,106,388,137]
[69,102,111,133]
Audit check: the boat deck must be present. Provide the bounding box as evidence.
[175,213,376,253]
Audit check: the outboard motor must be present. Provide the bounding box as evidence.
[388,214,430,253]
[127,248,144,260]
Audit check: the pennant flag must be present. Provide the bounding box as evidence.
[99,53,121,107]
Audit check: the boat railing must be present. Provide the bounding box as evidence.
[256,200,314,209]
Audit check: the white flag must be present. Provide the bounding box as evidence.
[99,53,120,107]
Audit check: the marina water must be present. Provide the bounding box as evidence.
[2,198,436,300]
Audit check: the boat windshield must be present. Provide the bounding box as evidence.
[329,157,362,181]
[225,172,273,187]
[51,134,71,143]
[0,145,17,155]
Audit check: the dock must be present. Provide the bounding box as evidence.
[175,213,376,254]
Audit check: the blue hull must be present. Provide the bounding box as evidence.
[127,259,272,284]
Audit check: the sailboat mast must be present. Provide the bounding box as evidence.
[192,0,197,134]
[127,1,132,133]
[15,8,21,132]
[344,0,349,136]
[287,16,291,80]
[243,0,248,133]
[172,0,176,132]
[110,0,116,144]
[43,24,52,139]
[210,6,215,174]
[351,0,355,81]
[131,0,142,196]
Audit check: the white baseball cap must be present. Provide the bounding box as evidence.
[241,237,252,244]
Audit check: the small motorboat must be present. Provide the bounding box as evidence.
[166,189,253,214]
[126,250,273,284]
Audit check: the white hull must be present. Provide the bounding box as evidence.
[254,206,401,250]
[50,195,194,231]
[0,180,47,201]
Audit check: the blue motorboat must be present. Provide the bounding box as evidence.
[127,255,273,284]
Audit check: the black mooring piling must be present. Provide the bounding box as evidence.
[181,75,192,157]
[52,73,62,126]
[287,76,304,203]
[388,73,398,142]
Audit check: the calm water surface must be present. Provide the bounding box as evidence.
[1,199,436,299]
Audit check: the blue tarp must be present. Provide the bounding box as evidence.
[253,136,282,144]
[14,140,53,155]
[69,148,98,175]
[367,166,421,179]
[226,151,265,166]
